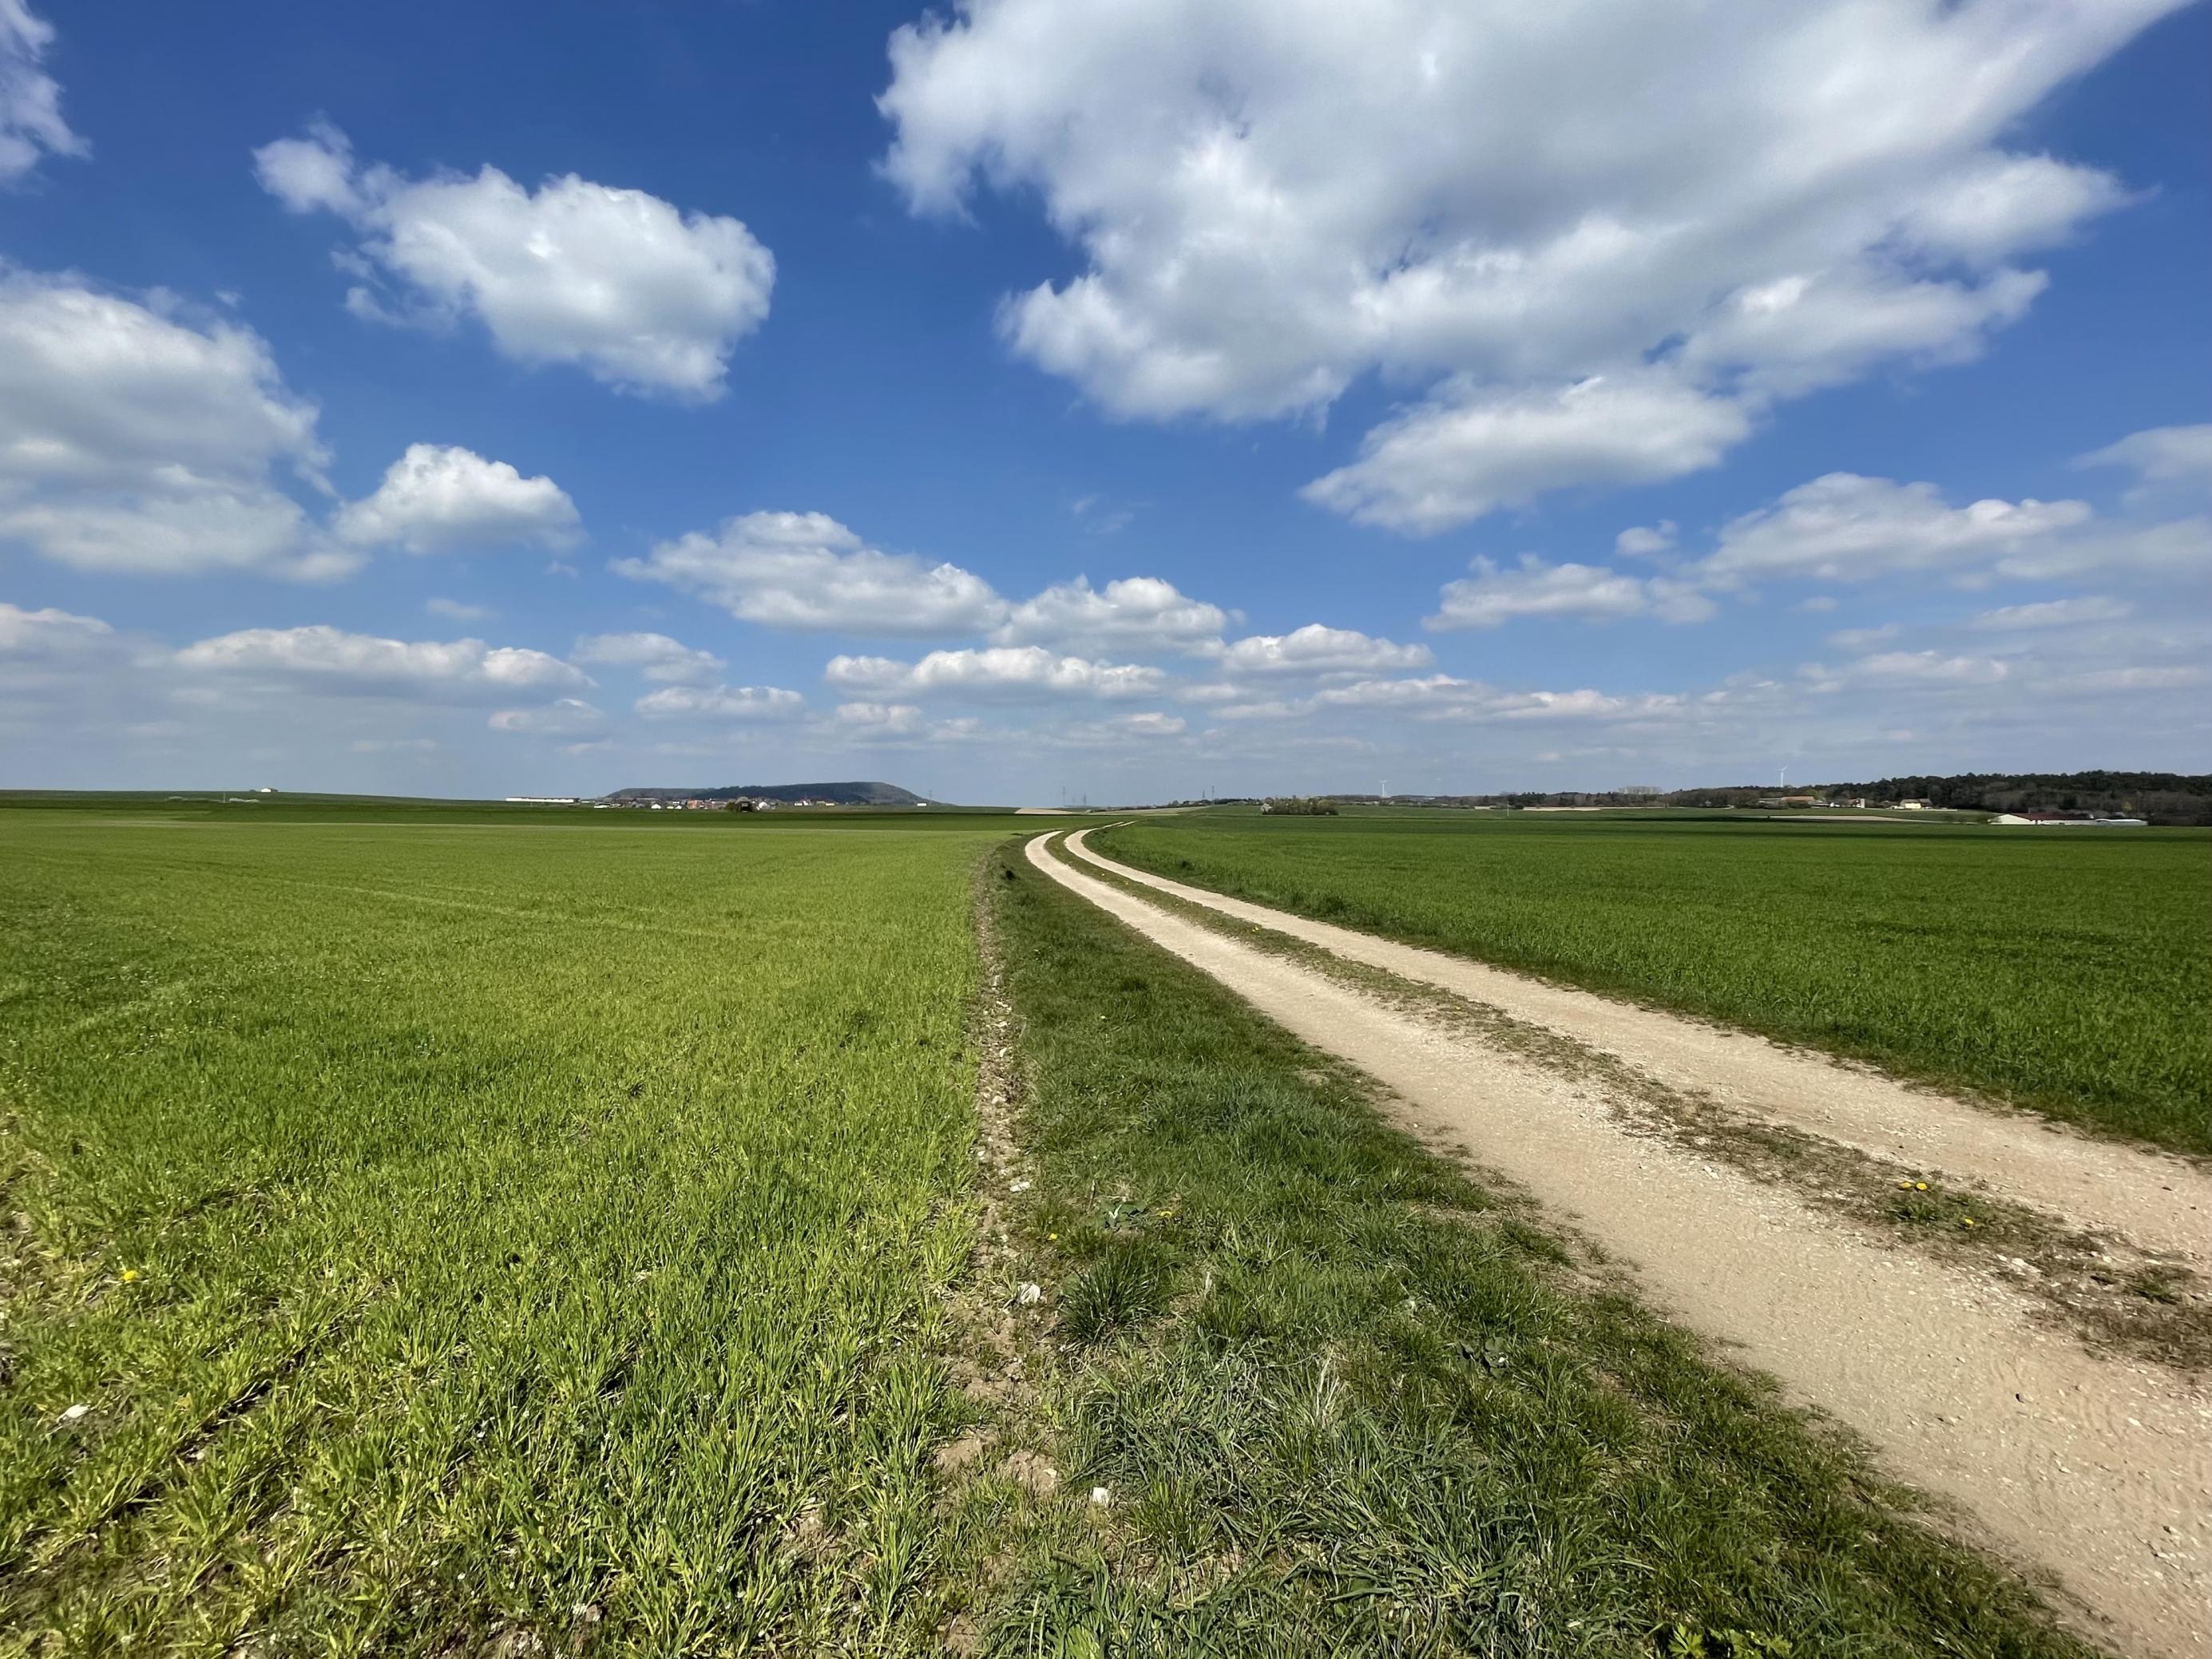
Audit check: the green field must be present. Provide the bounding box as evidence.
[1093,812,2212,1154]
[0,806,2109,1653]
[0,810,1017,1651]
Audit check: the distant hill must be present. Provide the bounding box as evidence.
[602,781,930,806]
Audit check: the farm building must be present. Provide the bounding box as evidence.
[1989,812,2147,826]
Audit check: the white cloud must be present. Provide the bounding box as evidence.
[254,122,775,401]
[881,0,2176,527]
[827,700,926,738]
[0,1,85,184]
[616,510,1006,636]
[1428,556,1714,631]
[335,443,580,553]
[1804,650,2012,691]
[1827,625,1902,651]
[172,625,591,697]
[426,597,495,624]
[2078,424,2212,505]
[1677,265,2046,398]
[1214,624,1431,675]
[1615,521,1677,558]
[1050,711,1188,745]
[1969,596,2132,630]
[632,683,804,721]
[0,599,110,655]
[996,575,1227,653]
[1301,372,1752,534]
[573,631,724,685]
[1695,473,2092,587]
[488,698,605,737]
[2063,664,2209,694]
[0,270,353,580]
[1990,516,2212,582]
[1894,153,2133,265]
[826,646,1166,700]
[0,600,121,705]
[1308,673,1685,725]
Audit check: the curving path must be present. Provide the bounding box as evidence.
[1027,830,2212,1659]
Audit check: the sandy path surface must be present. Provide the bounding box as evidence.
[1028,832,2212,1659]
[1062,830,2210,1266]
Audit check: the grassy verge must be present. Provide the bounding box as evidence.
[1091,816,2212,1154]
[973,840,2095,1656]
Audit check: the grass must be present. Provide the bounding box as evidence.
[1092,813,2212,1154]
[0,808,1042,1653]
[969,840,2092,1656]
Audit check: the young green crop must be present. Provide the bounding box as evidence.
[0,812,1013,1653]
[1092,813,2212,1153]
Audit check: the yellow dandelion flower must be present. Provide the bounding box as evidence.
[1915,1182,1929,1191]
[120,1269,140,1283]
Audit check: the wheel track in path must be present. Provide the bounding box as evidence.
[1027,830,2212,1659]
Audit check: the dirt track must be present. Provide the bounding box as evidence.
[1029,830,2212,1659]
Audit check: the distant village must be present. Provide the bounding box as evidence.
[505,795,847,811]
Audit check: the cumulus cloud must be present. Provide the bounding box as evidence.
[1695,474,2093,587]
[254,122,775,401]
[1429,556,1714,631]
[632,683,804,721]
[616,510,1006,636]
[0,1,84,184]
[1615,521,1678,559]
[826,646,1166,700]
[573,631,724,685]
[1213,624,1431,676]
[996,574,1227,654]
[0,270,355,580]
[881,0,2174,528]
[335,443,581,553]
[488,697,605,737]
[1301,373,1752,533]
[172,625,591,698]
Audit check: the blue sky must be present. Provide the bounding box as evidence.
[2,0,2206,803]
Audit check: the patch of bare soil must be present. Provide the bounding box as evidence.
[1030,832,2212,1659]
[929,860,1077,1651]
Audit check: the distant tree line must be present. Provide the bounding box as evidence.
[1801,771,2212,825]
[1217,771,2209,825]
[1262,797,1340,815]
